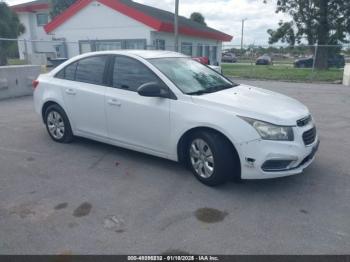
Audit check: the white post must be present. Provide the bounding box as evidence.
[343,63,350,86]
[174,0,179,52]
[312,44,318,74]
[24,39,29,64]
[241,18,247,51]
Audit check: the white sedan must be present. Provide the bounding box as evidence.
[33,50,319,186]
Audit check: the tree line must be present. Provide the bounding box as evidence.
[265,0,350,69]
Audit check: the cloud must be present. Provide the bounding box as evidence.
[5,0,290,45]
[134,0,290,45]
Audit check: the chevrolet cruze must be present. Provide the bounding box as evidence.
[33,50,319,186]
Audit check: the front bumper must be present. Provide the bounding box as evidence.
[237,125,319,179]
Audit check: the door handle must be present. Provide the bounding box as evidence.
[107,98,122,107]
[65,88,76,95]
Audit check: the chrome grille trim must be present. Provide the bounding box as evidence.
[297,115,312,127]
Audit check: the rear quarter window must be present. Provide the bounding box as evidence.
[55,56,108,85]
[55,62,77,81]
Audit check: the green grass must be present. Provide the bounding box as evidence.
[222,64,344,82]
[8,59,27,65]
[235,59,295,65]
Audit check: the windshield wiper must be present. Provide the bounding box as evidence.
[209,84,237,91]
[187,90,212,95]
[187,84,239,96]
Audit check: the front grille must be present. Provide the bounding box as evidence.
[303,127,317,145]
[297,115,312,127]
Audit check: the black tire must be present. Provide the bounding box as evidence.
[44,104,74,143]
[187,130,241,186]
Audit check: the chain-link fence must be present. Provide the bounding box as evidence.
[221,44,349,82]
[0,38,80,67]
[1,37,349,82]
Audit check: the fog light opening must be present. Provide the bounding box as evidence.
[245,158,256,168]
[261,159,294,172]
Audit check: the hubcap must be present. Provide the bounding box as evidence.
[190,139,215,179]
[47,111,65,139]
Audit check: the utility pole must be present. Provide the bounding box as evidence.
[241,18,247,51]
[174,0,179,52]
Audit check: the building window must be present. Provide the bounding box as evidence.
[197,44,203,57]
[79,39,146,54]
[211,46,218,65]
[36,13,49,26]
[181,42,193,56]
[80,42,92,54]
[96,41,122,51]
[125,39,146,50]
[155,39,165,50]
[204,45,210,61]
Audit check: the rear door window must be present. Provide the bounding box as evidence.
[75,56,108,85]
[55,56,108,85]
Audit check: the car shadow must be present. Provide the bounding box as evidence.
[73,136,184,172]
[72,136,314,194]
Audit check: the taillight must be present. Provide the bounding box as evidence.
[32,80,39,89]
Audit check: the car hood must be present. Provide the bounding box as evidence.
[191,84,309,126]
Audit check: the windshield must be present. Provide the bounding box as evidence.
[149,58,238,95]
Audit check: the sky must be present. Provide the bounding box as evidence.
[4,0,290,46]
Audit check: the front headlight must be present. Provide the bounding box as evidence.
[239,116,294,141]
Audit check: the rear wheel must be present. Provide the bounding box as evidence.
[187,131,240,186]
[44,104,73,143]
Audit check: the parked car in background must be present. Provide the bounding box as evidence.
[34,50,319,186]
[256,54,273,65]
[294,55,345,68]
[192,56,222,73]
[294,57,313,68]
[192,56,209,65]
[327,55,345,68]
[222,53,237,63]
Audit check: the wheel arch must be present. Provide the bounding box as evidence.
[41,100,64,123]
[177,126,241,168]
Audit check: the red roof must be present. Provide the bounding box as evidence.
[44,0,233,41]
[12,0,50,12]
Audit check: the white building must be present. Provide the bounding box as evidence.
[13,0,233,65]
[12,0,58,60]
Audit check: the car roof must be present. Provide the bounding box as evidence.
[49,50,189,76]
[78,50,188,59]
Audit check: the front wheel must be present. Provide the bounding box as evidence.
[187,131,240,186]
[44,104,74,143]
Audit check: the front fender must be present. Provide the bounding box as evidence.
[169,99,260,161]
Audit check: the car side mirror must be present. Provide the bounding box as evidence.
[137,82,169,98]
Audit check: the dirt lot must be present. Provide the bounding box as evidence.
[0,80,349,254]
